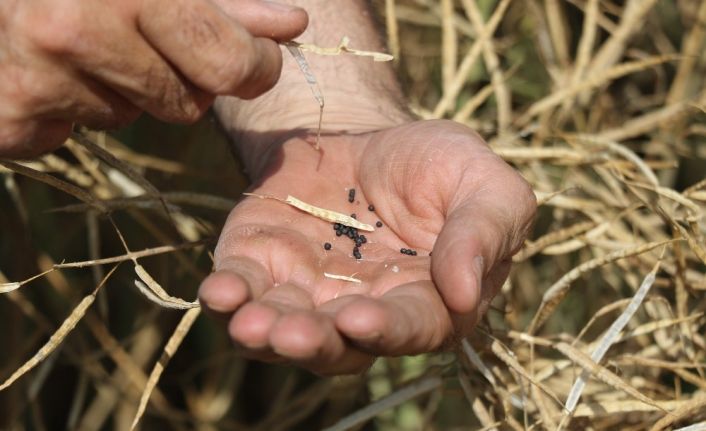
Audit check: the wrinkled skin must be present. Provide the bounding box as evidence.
[0,0,308,157]
[199,120,537,375]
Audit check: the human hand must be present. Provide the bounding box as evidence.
[198,120,536,375]
[0,0,308,158]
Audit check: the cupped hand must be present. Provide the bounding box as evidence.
[0,0,308,158]
[199,120,536,375]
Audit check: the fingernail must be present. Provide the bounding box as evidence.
[474,255,484,290]
[263,1,299,12]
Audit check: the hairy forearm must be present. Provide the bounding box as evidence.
[214,0,412,173]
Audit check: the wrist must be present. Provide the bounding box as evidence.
[214,55,414,176]
[213,0,414,175]
[216,100,412,179]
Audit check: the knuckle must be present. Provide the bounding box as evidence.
[203,53,254,95]
[20,7,86,55]
[141,65,204,123]
[0,65,55,118]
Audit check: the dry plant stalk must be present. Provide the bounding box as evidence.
[555,341,666,412]
[528,239,675,334]
[0,266,118,391]
[130,307,201,430]
[0,267,54,294]
[561,259,662,426]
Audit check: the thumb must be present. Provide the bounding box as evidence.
[213,0,309,41]
[431,178,536,314]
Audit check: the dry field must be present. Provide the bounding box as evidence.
[1,0,706,429]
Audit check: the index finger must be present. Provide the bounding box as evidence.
[138,0,304,98]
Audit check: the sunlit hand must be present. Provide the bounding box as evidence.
[199,120,536,375]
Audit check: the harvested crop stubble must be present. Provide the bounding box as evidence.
[1,1,706,430]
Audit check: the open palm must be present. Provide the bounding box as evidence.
[199,120,536,375]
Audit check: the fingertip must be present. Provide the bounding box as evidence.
[290,7,309,39]
[264,2,309,41]
[215,0,309,41]
[234,37,283,99]
[335,299,387,342]
[269,313,328,359]
[431,235,483,315]
[228,302,280,349]
[199,270,249,314]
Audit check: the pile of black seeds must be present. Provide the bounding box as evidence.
[332,222,367,259]
[322,188,419,260]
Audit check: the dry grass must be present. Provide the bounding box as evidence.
[1,0,706,429]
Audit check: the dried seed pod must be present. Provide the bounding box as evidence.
[243,193,375,231]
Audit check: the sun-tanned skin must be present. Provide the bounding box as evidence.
[0,0,308,158]
[1,0,536,376]
[200,0,534,378]
[199,120,536,375]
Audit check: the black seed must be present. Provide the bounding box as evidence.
[411,250,417,256]
[348,188,356,203]
[347,230,356,239]
[359,235,367,244]
[376,221,383,228]
[340,226,349,234]
[368,204,375,211]
[353,251,362,260]
[400,248,407,254]
[336,230,343,237]
[351,228,358,236]
[333,223,341,230]
[355,238,363,247]
[324,242,332,250]
[350,213,357,219]
[353,246,359,253]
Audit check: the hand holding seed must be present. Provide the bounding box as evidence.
[198,120,537,375]
[0,0,308,158]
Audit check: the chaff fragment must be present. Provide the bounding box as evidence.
[324,272,362,284]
